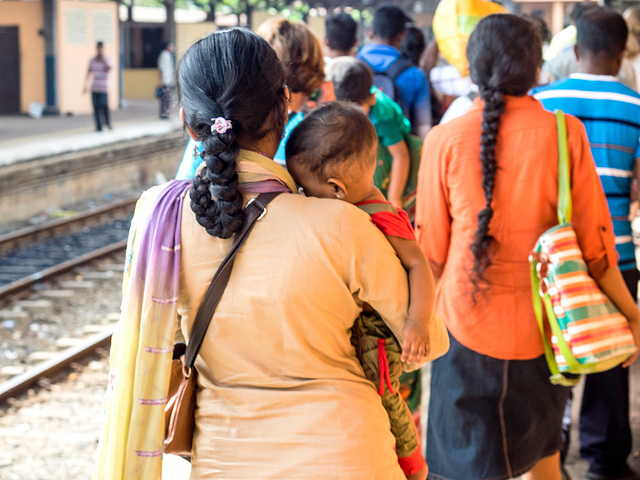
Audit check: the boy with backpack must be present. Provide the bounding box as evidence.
[327,56,421,216]
[357,4,432,138]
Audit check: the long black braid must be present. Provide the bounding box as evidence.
[189,108,243,238]
[177,29,286,239]
[466,14,542,298]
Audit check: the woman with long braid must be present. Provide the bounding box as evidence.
[416,14,639,480]
[94,29,438,479]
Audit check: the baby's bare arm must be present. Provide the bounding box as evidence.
[385,235,436,363]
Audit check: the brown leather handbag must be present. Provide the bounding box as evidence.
[164,192,281,456]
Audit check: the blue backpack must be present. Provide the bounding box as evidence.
[361,56,414,119]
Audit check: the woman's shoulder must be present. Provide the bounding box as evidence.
[562,110,587,130]
[278,194,372,223]
[425,110,481,149]
[277,194,387,241]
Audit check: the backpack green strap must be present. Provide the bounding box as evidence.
[556,110,572,224]
[530,263,560,377]
[356,202,398,217]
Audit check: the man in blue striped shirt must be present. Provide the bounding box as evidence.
[534,8,639,480]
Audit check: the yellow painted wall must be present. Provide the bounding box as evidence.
[176,22,217,58]
[0,1,45,113]
[56,1,119,115]
[124,69,158,99]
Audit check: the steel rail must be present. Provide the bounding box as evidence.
[0,197,137,250]
[0,239,128,301]
[0,327,113,405]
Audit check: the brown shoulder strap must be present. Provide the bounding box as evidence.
[184,192,281,367]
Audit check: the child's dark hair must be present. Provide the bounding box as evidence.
[286,102,377,181]
[178,28,286,239]
[327,57,373,105]
[400,25,426,66]
[373,4,409,41]
[326,12,358,52]
[577,7,628,58]
[466,14,541,298]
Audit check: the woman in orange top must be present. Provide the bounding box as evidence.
[415,14,640,480]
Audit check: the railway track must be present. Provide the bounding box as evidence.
[0,199,138,404]
[0,198,136,298]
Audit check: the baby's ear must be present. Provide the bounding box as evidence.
[328,178,347,200]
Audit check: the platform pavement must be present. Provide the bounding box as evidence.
[0,99,184,166]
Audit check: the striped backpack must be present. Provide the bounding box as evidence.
[529,110,637,387]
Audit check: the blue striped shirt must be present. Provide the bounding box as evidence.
[533,74,640,270]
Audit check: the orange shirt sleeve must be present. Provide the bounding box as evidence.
[566,114,618,279]
[415,126,452,278]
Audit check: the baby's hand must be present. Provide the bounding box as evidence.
[401,317,430,365]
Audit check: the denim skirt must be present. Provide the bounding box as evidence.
[426,333,570,480]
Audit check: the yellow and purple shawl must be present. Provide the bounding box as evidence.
[94,151,296,480]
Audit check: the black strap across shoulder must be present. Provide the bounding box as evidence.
[184,191,281,367]
[384,56,413,82]
[360,55,413,80]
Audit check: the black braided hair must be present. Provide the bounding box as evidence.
[177,28,286,239]
[465,14,542,299]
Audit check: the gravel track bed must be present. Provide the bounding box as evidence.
[0,257,125,379]
[0,219,131,288]
[0,353,109,479]
[0,252,125,479]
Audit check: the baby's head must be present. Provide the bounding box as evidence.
[286,102,378,204]
[326,57,376,113]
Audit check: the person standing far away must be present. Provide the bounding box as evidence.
[358,4,432,139]
[157,42,176,119]
[534,7,640,480]
[84,41,112,132]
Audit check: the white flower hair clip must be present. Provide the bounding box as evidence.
[211,117,232,135]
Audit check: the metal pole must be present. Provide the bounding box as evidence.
[119,17,125,108]
[43,0,60,115]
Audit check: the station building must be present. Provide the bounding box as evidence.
[0,0,119,116]
[0,0,219,116]
[1,0,616,118]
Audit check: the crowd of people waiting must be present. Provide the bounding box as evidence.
[94,3,640,480]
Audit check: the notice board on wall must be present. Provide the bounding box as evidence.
[66,9,88,44]
[93,10,113,44]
